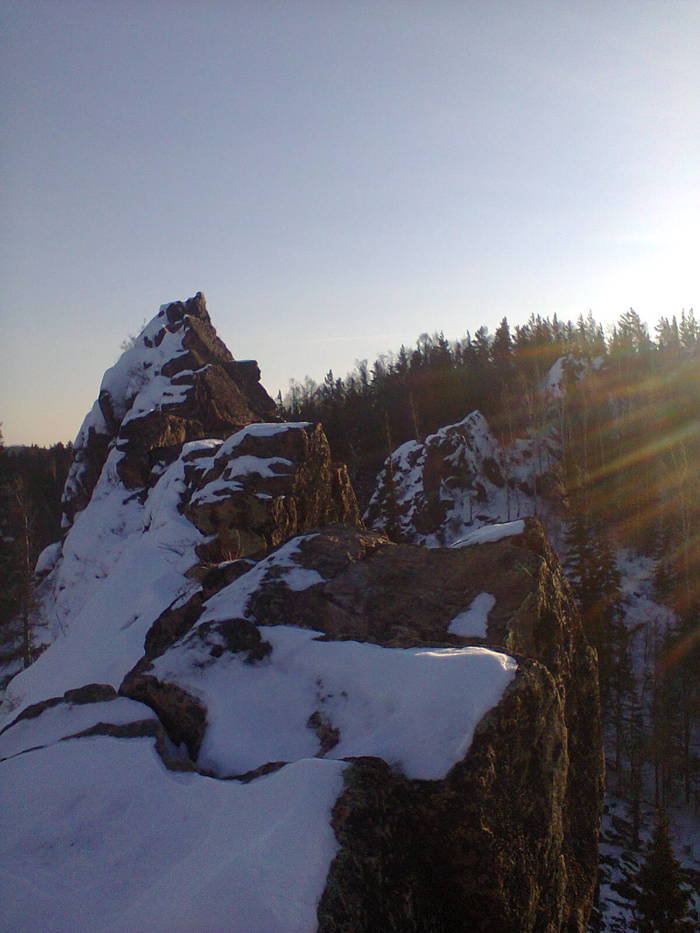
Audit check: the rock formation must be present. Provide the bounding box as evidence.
[62,292,278,525]
[0,295,602,933]
[116,519,601,932]
[365,409,562,546]
[184,420,360,562]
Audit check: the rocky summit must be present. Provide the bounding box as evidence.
[0,295,603,933]
[61,291,279,524]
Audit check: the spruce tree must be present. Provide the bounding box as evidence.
[630,809,694,932]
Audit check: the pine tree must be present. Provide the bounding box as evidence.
[491,317,513,372]
[629,809,694,932]
[679,310,699,351]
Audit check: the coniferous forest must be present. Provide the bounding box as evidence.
[0,439,72,677]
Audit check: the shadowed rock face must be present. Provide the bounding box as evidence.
[317,663,569,933]
[62,292,278,523]
[313,520,602,933]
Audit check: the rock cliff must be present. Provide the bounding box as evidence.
[0,296,602,933]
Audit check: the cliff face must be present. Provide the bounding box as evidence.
[0,296,602,933]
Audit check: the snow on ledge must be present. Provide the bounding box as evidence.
[450,520,525,549]
[215,422,313,459]
[159,626,518,781]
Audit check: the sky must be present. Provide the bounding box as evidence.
[1,0,699,446]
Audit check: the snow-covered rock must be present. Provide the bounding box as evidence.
[61,292,277,526]
[184,420,360,562]
[365,409,560,547]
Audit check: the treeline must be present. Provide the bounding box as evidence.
[282,307,700,814]
[282,312,599,492]
[281,309,699,508]
[0,434,72,677]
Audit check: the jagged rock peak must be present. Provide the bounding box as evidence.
[61,292,278,523]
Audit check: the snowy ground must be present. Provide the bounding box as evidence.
[1,448,204,724]
[0,736,347,933]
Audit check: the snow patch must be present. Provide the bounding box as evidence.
[0,737,346,933]
[447,592,496,637]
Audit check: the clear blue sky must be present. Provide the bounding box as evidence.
[2,0,698,446]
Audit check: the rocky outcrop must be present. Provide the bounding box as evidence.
[318,663,568,933]
[184,421,361,562]
[117,518,602,932]
[315,520,603,933]
[118,672,208,759]
[365,410,562,546]
[23,296,360,695]
[62,292,278,524]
